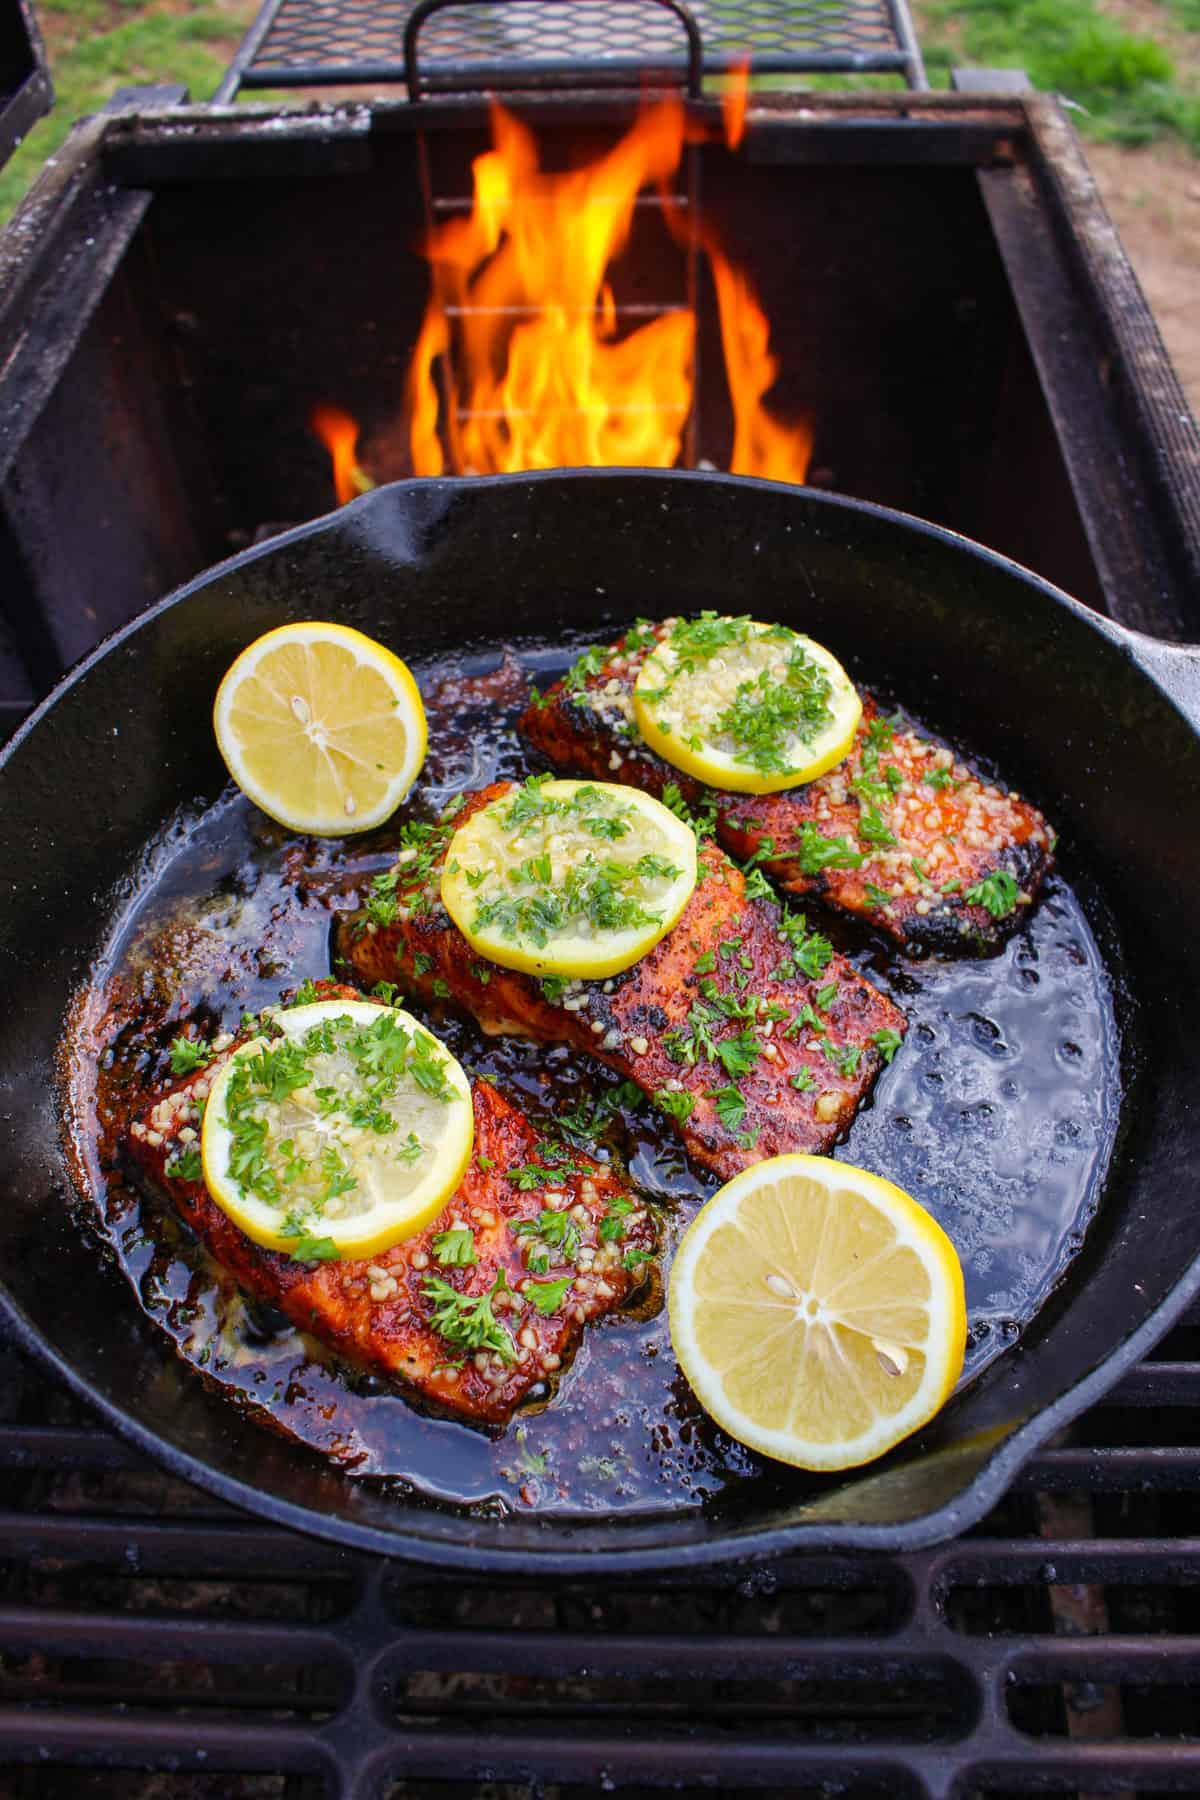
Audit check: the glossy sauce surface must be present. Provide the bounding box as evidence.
[63,643,1125,1515]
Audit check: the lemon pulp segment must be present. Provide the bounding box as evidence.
[440,777,698,980]
[213,621,427,835]
[201,1000,473,1259]
[668,1154,966,1470]
[632,615,861,794]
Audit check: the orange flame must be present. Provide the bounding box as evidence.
[408,99,693,477]
[310,404,373,504]
[317,94,810,496]
[722,58,750,151]
[710,246,814,483]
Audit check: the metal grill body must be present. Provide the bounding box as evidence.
[217,0,927,99]
[4,1314,1200,1794]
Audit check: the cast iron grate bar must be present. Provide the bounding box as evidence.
[5,1310,1200,1792]
[215,0,928,103]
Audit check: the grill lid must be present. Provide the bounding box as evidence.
[0,0,51,174]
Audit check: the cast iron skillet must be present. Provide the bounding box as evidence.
[2,469,1199,1573]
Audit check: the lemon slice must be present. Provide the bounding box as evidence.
[213,622,427,835]
[201,999,473,1260]
[632,615,861,794]
[669,1154,966,1470]
[441,777,698,980]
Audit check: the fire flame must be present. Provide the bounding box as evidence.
[722,58,750,151]
[711,247,814,484]
[408,100,693,477]
[310,404,373,505]
[317,88,811,495]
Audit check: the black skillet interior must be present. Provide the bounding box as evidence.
[2,469,1199,1571]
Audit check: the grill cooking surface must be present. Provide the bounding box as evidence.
[4,1314,1200,1793]
[221,0,925,96]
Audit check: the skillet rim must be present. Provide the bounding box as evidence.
[4,465,1199,1572]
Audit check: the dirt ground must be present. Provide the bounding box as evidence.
[1084,139,1200,413]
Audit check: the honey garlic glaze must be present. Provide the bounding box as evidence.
[62,641,1125,1517]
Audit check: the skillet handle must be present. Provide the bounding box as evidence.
[1106,624,1200,738]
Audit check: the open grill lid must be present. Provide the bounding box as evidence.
[0,0,51,173]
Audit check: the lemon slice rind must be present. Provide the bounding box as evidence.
[201,999,473,1260]
[668,1153,966,1471]
[213,621,428,836]
[632,622,862,795]
[440,779,699,980]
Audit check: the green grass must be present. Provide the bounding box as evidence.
[1,1,254,223]
[918,0,1200,150]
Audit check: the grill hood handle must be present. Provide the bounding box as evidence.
[403,0,705,99]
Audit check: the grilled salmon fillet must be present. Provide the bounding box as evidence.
[520,623,1055,954]
[127,988,653,1429]
[336,788,906,1182]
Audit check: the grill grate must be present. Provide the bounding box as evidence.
[216,0,927,101]
[4,1310,1200,1795]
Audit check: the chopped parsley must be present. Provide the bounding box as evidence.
[287,1235,340,1263]
[599,1195,634,1243]
[622,619,658,655]
[789,1068,816,1093]
[662,781,718,841]
[527,1276,573,1316]
[859,715,895,775]
[870,1027,903,1065]
[514,1429,548,1476]
[664,1000,721,1066]
[857,804,896,848]
[513,1209,581,1263]
[743,866,775,903]
[505,1142,586,1191]
[432,1227,477,1267]
[825,1043,861,1078]
[422,1272,515,1363]
[165,1146,202,1182]
[557,1080,644,1143]
[169,1036,211,1077]
[965,870,1021,919]
[779,909,834,979]
[654,1087,696,1123]
[793,824,866,875]
[715,1031,759,1079]
[709,1084,747,1131]
[563,643,608,698]
[364,885,399,929]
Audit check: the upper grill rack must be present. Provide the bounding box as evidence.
[215,0,929,102]
[5,1307,1200,1798]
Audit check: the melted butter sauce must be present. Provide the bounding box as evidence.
[63,642,1125,1516]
